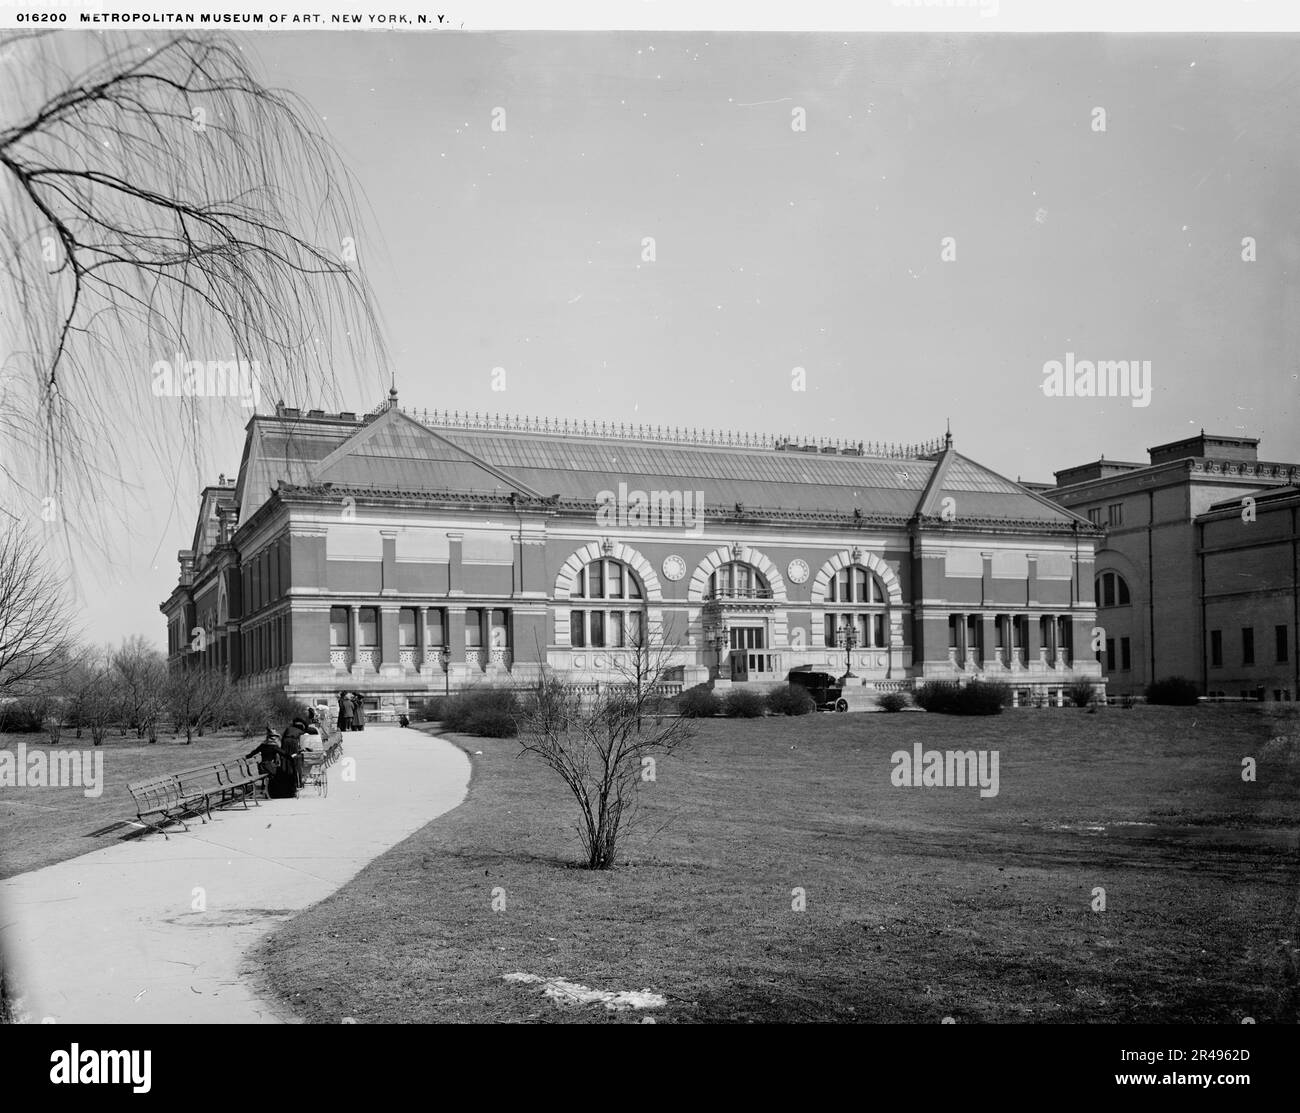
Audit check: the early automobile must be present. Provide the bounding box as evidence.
[787,668,849,712]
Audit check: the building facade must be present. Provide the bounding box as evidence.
[1043,432,1300,699]
[162,393,1106,712]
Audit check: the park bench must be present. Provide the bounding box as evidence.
[218,756,269,805]
[126,775,194,838]
[127,756,269,839]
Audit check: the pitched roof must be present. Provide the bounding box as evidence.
[232,405,1089,528]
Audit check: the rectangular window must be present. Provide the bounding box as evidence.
[1120,637,1131,671]
[608,562,623,599]
[825,615,837,644]
[589,562,605,598]
[1242,627,1254,666]
[358,607,377,646]
[465,609,482,648]
[609,611,624,647]
[491,608,509,648]
[398,607,416,647]
[1105,637,1114,664]
[873,614,885,648]
[1277,625,1289,663]
[329,607,350,646]
[427,608,445,646]
[570,610,585,648]
[1107,503,1123,526]
[1210,630,1222,668]
[1101,575,1115,608]
[626,611,642,645]
[590,611,605,648]
[1087,508,1101,526]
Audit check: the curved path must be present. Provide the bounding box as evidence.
[0,726,469,1023]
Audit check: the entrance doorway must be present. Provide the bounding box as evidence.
[729,627,775,680]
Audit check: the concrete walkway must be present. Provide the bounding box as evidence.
[0,726,470,1023]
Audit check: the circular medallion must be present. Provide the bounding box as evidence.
[662,554,686,581]
[787,558,810,584]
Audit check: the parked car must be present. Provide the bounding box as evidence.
[787,668,848,712]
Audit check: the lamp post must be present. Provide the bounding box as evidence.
[709,621,731,681]
[838,619,859,681]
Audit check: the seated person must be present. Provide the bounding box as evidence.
[245,729,296,798]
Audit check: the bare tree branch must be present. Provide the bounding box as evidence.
[0,30,389,552]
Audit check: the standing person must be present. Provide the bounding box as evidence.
[281,716,308,789]
[337,690,354,733]
[351,692,366,732]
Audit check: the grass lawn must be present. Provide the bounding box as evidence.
[0,728,264,879]
[260,705,1300,1023]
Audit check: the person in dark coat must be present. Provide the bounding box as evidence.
[280,716,308,788]
[246,728,284,776]
[246,729,295,798]
[337,691,354,733]
[352,692,366,731]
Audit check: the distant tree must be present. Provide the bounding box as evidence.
[64,646,118,746]
[167,666,228,743]
[220,683,275,739]
[0,522,75,698]
[111,635,167,742]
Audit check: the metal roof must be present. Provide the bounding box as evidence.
[233,406,1086,528]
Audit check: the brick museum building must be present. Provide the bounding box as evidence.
[161,391,1108,714]
[1040,432,1300,701]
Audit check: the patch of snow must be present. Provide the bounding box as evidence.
[504,972,665,1010]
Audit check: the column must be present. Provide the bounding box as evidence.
[446,605,469,687]
[981,614,997,671]
[349,605,363,674]
[1025,613,1040,669]
[419,607,437,677]
[379,605,401,678]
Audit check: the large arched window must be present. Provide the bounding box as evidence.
[570,558,645,648]
[1096,571,1131,608]
[824,566,889,648]
[708,561,771,600]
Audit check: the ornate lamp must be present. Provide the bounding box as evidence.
[838,619,859,681]
[708,619,731,678]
